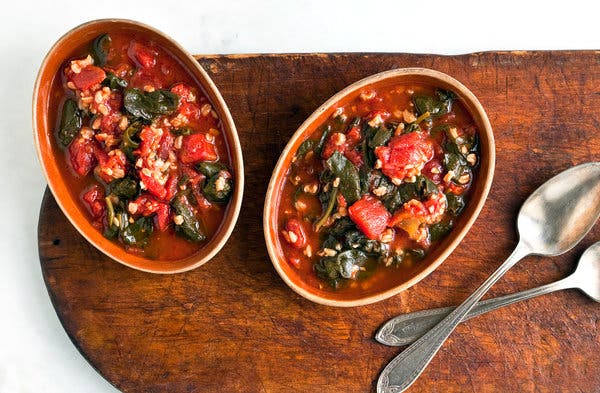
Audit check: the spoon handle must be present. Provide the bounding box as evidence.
[376,276,575,346]
[377,243,530,393]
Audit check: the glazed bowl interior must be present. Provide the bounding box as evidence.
[264,68,495,306]
[33,19,244,273]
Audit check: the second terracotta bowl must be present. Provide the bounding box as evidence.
[264,68,495,307]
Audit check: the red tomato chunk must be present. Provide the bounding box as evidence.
[348,196,391,240]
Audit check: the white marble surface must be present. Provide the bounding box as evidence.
[2,0,599,391]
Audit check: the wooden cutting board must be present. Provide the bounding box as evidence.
[38,51,600,393]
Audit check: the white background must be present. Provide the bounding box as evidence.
[2,1,600,392]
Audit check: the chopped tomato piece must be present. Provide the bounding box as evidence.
[348,195,391,240]
[179,102,201,121]
[171,83,195,104]
[138,169,168,200]
[374,132,434,182]
[346,126,361,145]
[282,218,306,248]
[158,130,174,160]
[81,185,105,219]
[389,193,447,242]
[95,150,127,183]
[135,127,163,157]
[68,137,97,176]
[70,65,106,90]
[128,42,157,68]
[129,195,170,231]
[179,133,218,164]
[322,132,346,159]
[344,149,363,167]
[164,171,179,201]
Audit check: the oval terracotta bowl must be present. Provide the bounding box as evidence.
[264,68,495,307]
[33,19,244,273]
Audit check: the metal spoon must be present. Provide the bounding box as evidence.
[376,240,600,347]
[377,162,600,393]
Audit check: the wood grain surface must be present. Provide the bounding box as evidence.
[39,51,600,392]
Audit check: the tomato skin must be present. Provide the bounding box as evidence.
[70,65,106,90]
[348,195,391,240]
[179,134,218,164]
[283,218,307,248]
[171,83,195,104]
[375,132,433,181]
[128,42,157,68]
[68,137,97,176]
[129,195,171,231]
[158,130,174,160]
[422,159,443,184]
[82,185,105,219]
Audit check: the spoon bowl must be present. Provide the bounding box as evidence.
[574,241,600,302]
[518,163,600,255]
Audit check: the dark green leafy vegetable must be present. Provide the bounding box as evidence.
[382,175,438,213]
[443,152,470,179]
[413,89,456,117]
[91,34,111,66]
[197,162,228,178]
[171,127,193,136]
[203,172,233,203]
[102,72,128,90]
[368,127,392,148]
[296,139,315,158]
[108,178,139,199]
[315,185,338,232]
[314,249,367,288]
[172,194,206,242]
[446,193,465,215]
[429,221,453,241]
[315,125,331,155]
[325,151,361,204]
[58,99,82,147]
[123,88,179,122]
[121,216,154,246]
[120,121,143,161]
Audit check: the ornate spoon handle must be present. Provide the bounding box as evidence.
[377,243,529,393]
[376,276,575,346]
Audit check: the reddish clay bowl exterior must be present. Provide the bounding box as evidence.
[33,19,244,273]
[264,68,495,307]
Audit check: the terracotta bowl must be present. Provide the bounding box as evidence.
[264,68,495,307]
[33,19,244,273]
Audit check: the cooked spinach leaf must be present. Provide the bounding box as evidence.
[121,216,154,246]
[172,194,206,242]
[296,139,315,158]
[203,172,233,203]
[413,89,456,117]
[102,72,127,90]
[315,125,331,156]
[120,121,143,161]
[171,127,193,136]
[91,34,111,67]
[314,249,367,288]
[123,88,179,122]
[325,151,361,204]
[446,193,465,215]
[443,152,470,179]
[109,177,139,200]
[58,99,82,147]
[368,127,392,148]
[382,175,438,213]
[429,221,453,241]
[197,162,227,178]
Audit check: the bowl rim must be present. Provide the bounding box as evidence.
[263,67,495,307]
[33,18,244,274]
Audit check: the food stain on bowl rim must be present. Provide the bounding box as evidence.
[264,67,495,307]
[33,18,244,273]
